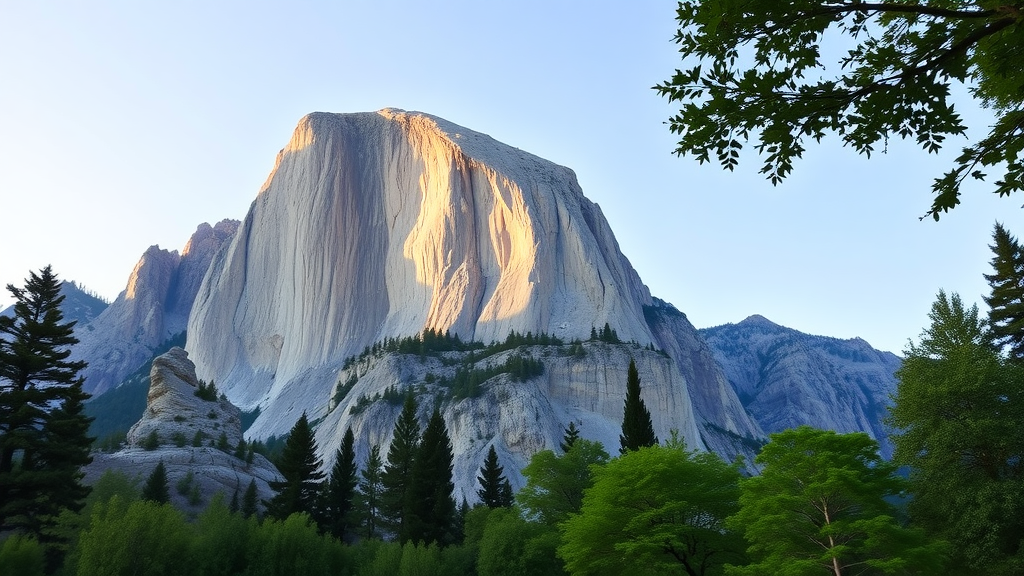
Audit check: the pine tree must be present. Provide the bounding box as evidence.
[984,222,1024,360]
[320,427,358,541]
[381,393,421,542]
[265,412,325,521]
[357,444,384,539]
[619,359,658,454]
[560,421,580,453]
[409,407,457,545]
[142,461,170,504]
[476,445,514,508]
[0,266,94,545]
[241,479,259,519]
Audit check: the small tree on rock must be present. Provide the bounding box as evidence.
[141,461,170,504]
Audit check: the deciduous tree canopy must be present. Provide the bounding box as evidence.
[656,1,1024,219]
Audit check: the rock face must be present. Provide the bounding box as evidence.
[180,109,768,496]
[312,340,704,502]
[71,220,238,395]
[699,315,901,457]
[127,347,243,449]
[86,347,280,511]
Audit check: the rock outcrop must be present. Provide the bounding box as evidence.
[126,347,243,449]
[71,220,238,395]
[699,315,901,457]
[86,347,280,511]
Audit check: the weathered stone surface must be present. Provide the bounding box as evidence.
[312,341,703,503]
[86,347,280,511]
[71,220,238,395]
[127,347,242,449]
[700,315,901,457]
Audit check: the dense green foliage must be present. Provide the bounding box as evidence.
[560,443,743,576]
[656,1,1024,219]
[890,290,1024,573]
[0,266,94,565]
[984,222,1024,359]
[618,359,657,454]
[517,439,609,526]
[265,412,325,521]
[727,427,945,576]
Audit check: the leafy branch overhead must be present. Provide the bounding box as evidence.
[655,1,1024,220]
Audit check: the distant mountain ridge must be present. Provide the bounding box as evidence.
[699,315,900,457]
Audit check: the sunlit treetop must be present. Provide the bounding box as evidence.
[656,1,1024,220]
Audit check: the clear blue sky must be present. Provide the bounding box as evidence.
[0,1,1017,354]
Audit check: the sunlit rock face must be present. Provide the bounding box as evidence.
[186,109,764,492]
[72,220,238,395]
[189,110,663,414]
[700,315,901,457]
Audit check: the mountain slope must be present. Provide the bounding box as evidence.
[699,315,901,456]
[71,220,238,395]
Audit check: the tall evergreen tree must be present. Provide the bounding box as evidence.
[141,461,170,504]
[560,421,580,453]
[476,445,514,509]
[409,407,457,545]
[241,478,259,519]
[381,393,421,542]
[357,444,384,539]
[0,266,94,546]
[984,222,1024,360]
[265,412,325,521]
[619,359,658,454]
[320,427,358,541]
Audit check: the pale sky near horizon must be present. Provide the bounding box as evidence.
[0,1,1018,355]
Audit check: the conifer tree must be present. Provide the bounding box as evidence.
[560,421,580,453]
[241,479,259,519]
[142,461,170,504]
[476,445,514,509]
[265,412,325,521]
[619,359,658,454]
[984,222,1024,360]
[357,444,384,539]
[382,393,421,542]
[0,266,94,545]
[320,427,358,541]
[409,407,457,545]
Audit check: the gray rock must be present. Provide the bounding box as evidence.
[700,315,901,457]
[85,347,280,511]
[71,220,238,395]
